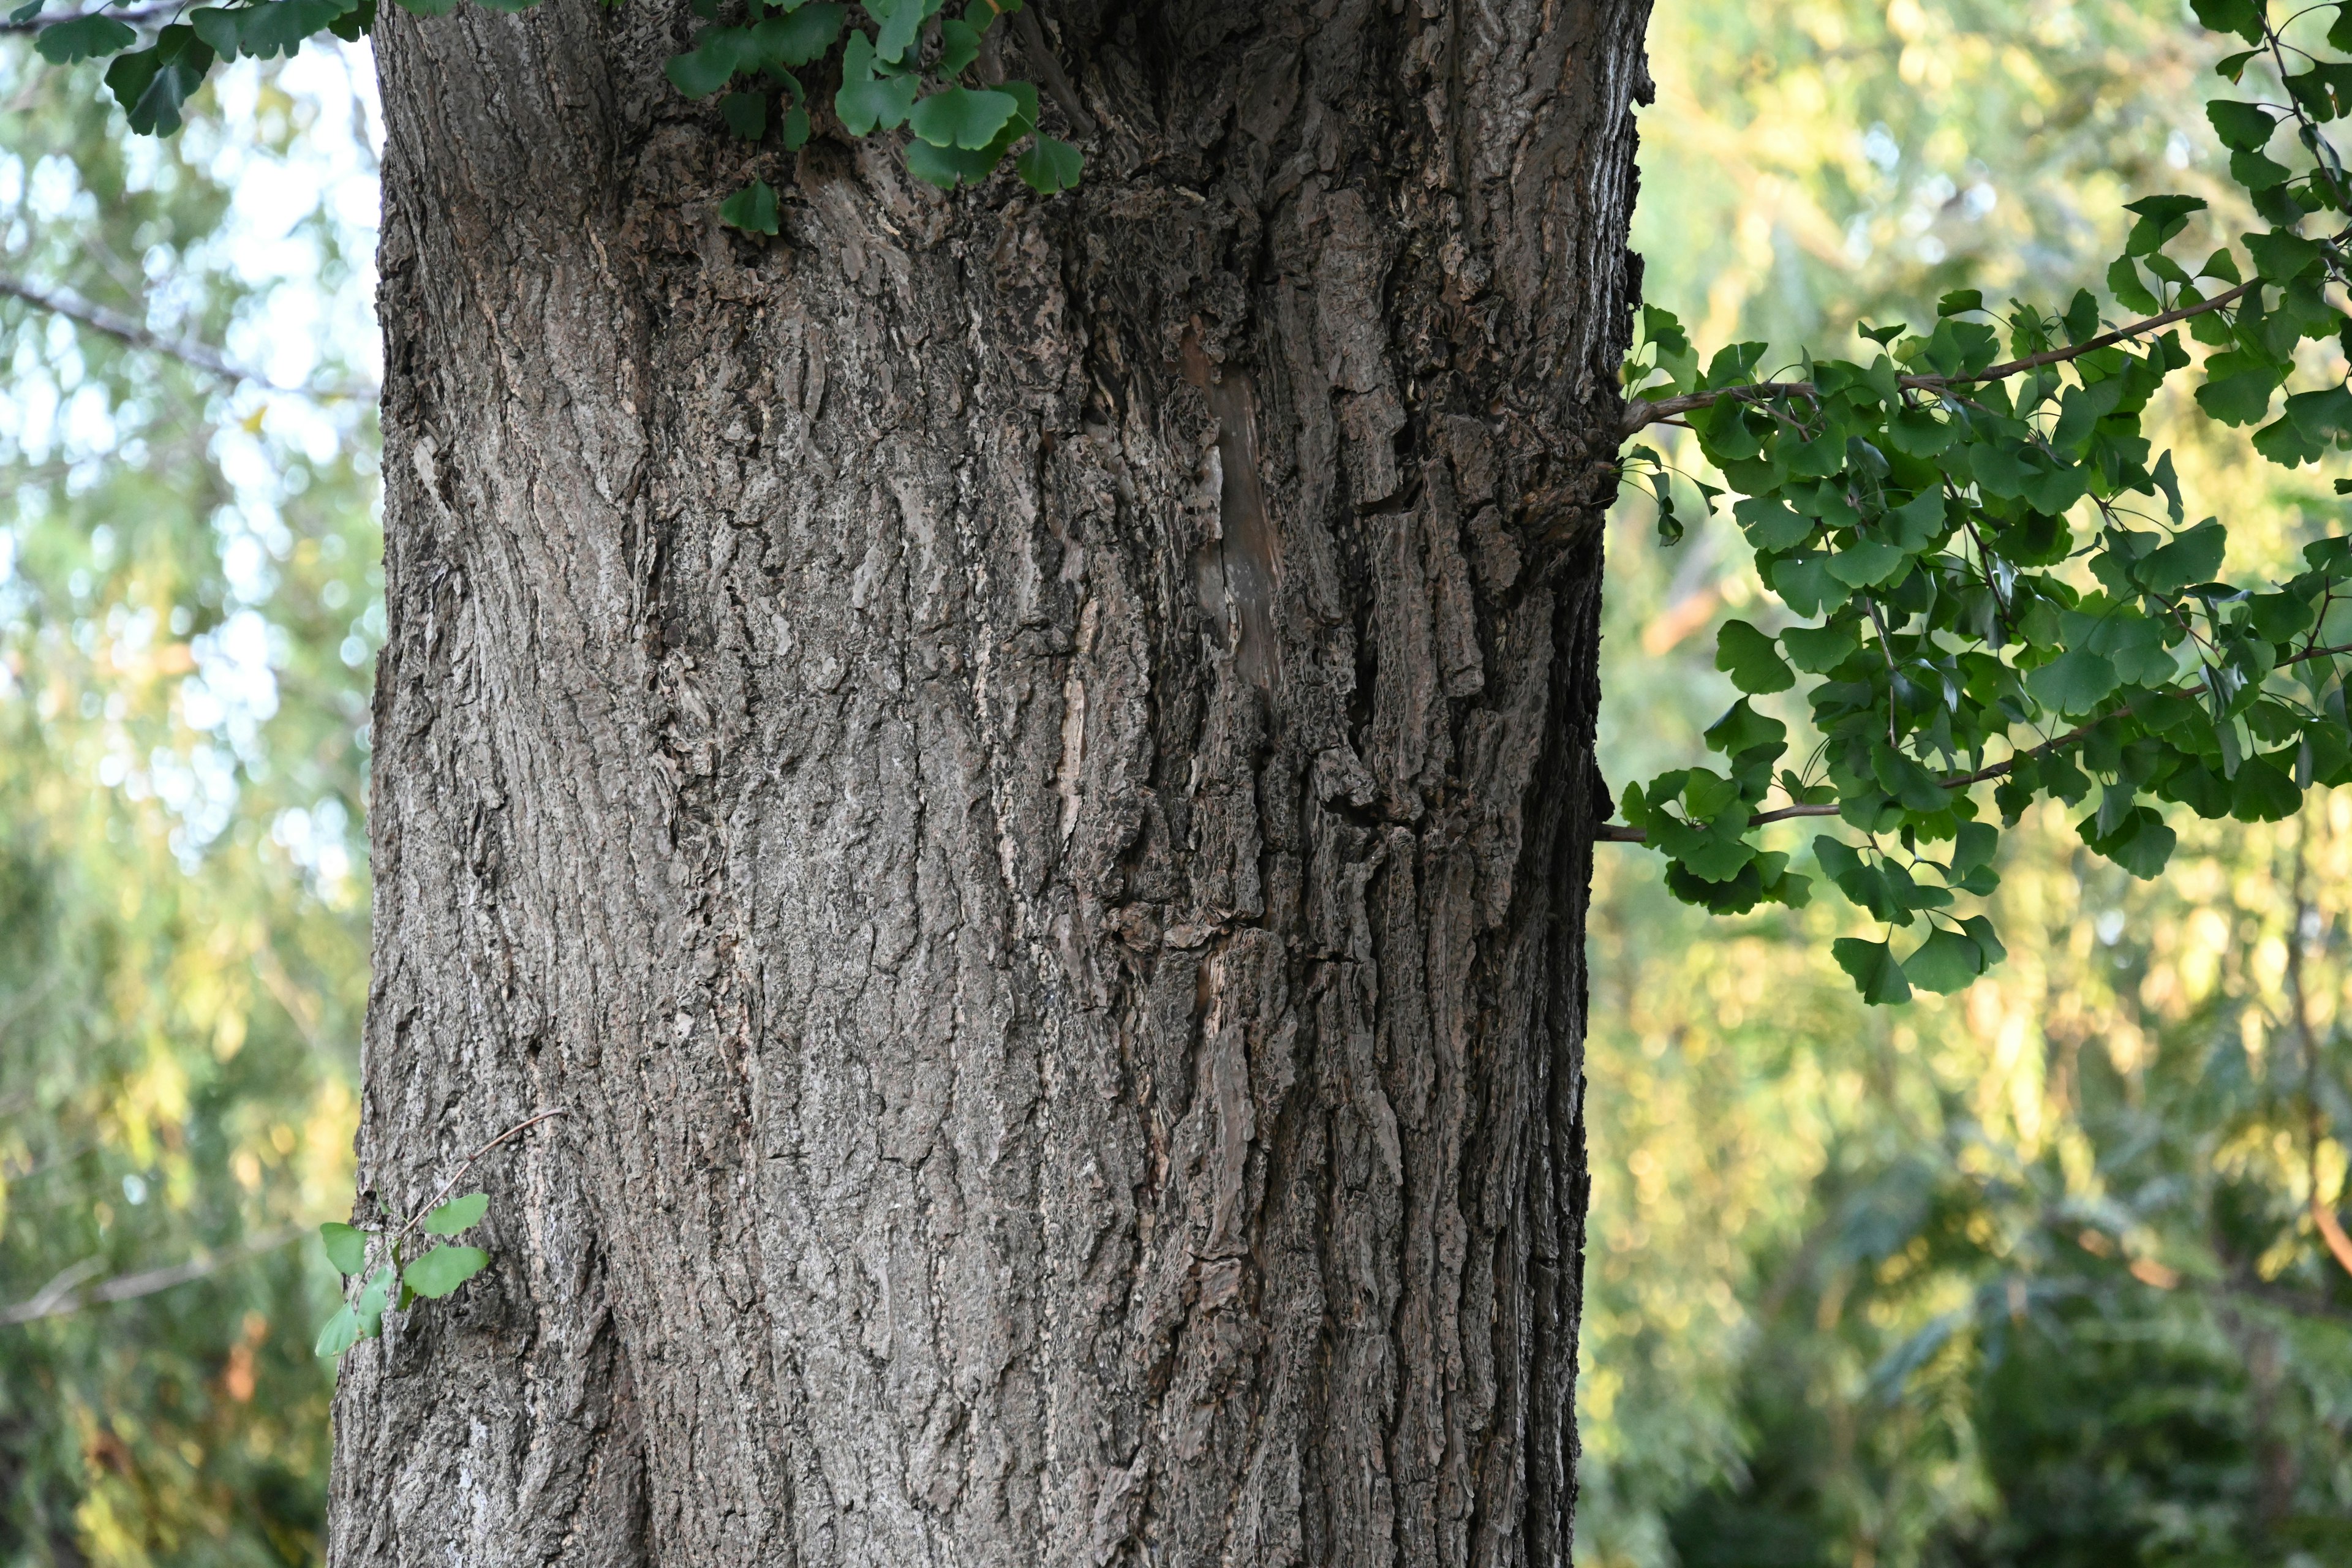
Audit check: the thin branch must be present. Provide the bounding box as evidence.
[0,273,377,401]
[0,1,177,32]
[1597,640,2352,844]
[377,1109,569,1261]
[0,1226,303,1327]
[1622,280,2260,437]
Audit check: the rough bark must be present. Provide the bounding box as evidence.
[331,3,1651,1564]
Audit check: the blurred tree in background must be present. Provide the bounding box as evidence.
[1581,1,2352,1564]
[0,35,377,1567]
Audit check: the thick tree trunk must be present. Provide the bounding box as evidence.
[331,2,1650,1564]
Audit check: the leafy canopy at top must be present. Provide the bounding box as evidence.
[20,0,1080,225]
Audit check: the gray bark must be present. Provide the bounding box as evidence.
[331,2,1651,1564]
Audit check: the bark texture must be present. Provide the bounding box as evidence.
[333,3,1651,1564]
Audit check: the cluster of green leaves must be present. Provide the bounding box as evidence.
[1615,0,2352,1006]
[663,0,1081,232]
[312,1191,490,1358]
[26,0,1078,231]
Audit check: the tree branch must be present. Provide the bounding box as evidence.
[1596,640,2352,844]
[1621,279,2259,438]
[0,272,377,401]
[0,1226,304,1326]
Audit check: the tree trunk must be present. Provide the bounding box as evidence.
[330,2,1651,1564]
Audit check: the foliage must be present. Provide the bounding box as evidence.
[20,0,1081,232]
[1581,0,2352,1561]
[0,35,376,1565]
[1612,0,2352,1008]
[311,1112,560,1360]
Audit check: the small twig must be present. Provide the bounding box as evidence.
[1622,280,2260,437]
[0,273,377,401]
[379,1109,568,1259]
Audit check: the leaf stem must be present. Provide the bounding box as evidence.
[378,1109,568,1259]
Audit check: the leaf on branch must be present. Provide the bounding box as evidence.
[319,1221,368,1275]
[909,86,1019,149]
[2027,646,2120,717]
[421,1192,489,1236]
[718,178,780,235]
[34,13,134,62]
[1834,937,1914,1005]
[402,1245,491,1300]
[1714,619,1795,694]
[104,26,214,137]
[1017,134,1083,195]
[314,1303,360,1359]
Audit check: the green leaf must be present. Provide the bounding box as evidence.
[748,2,843,68]
[1824,538,1906,589]
[402,1245,491,1300]
[720,89,767,140]
[1904,925,1986,993]
[2108,255,2158,314]
[2247,228,2324,282]
[2027,646,2119,717]
[2206,99,2277,153]
[863,0,922,63]
[35,12,135,62]
[320,1221,368,1275]
[1714,620,1794,695]
[908,86,1019,150]
[1703,696,1787,760]
[354,1265,393,1338]
[393,0,461,16]
[2231,755,2302,821]
[2122,193,2206,255]
[938,15,981,74]
[314,1304,360,1359]
[422,1192,489,1237]
[718,178,781,235]
[104,26,216,137]
[1768,554,1850,618]
[1782,619,1860,674]
[187,7,242,55]
[1936,288,1983,317]
[905,138,999,187]
[2191,0,2264,42]
[836,63,918,134]
[1833,937,1913,1005]
[2196,364,2282,426]
[1732,496,1811,551]
[326,0,374,32]
[666,27,750,99]
[2139,519,2226,595]
[2095,806,2178,878]
[234,0,355,59]
[1016,134,1083,195]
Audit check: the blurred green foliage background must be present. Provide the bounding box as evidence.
[0,36,377,1567]
[2,1,2350,1565]
[1584,1,2352,1563]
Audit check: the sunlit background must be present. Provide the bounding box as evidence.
[2,2,2349,1563]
